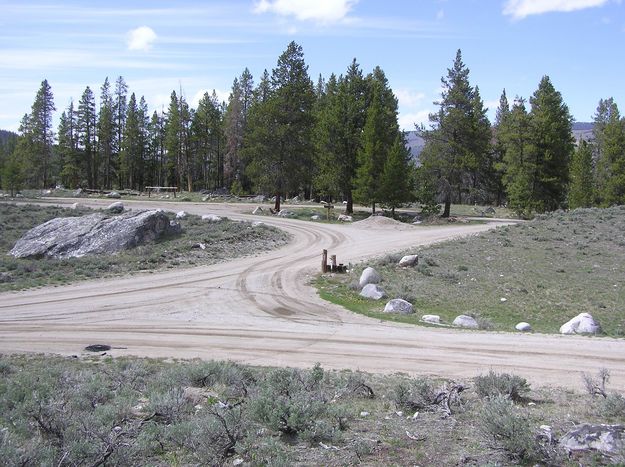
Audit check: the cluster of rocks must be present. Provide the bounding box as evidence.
[9,209,181,259]
[356,260,603,335]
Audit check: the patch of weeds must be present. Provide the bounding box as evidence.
[474,370,530,402]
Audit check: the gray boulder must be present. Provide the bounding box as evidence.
[560,424,624,455]
[399,254,419,267]
[452,315,479,329]
[359,284,386,300]
[107,201,124,213]
[311,215,321,220]
[560,313,601,335]
[337,214,352,222]
[106,191,121,199]
[176,210,187,219]
[10,210,177,259]
[515,322,532,332]
[277,210,293,217]
[384,299,414,314]
[359,267,381,288]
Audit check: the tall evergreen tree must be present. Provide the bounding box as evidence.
[568,139,595,209]
[29,79,56,187]
[593,98,625,205]
[120,93,142,189]
[98,77,115,188]
[420,50,491,216]
[490,89,511,206]
[500,97,534,216]
[527,75,574,212]
[244,42,315,211]
[114,76,128,187]
[315,59,368,213]
[58,101,81,187]
[77,86,97,188]
[353,67,400,213]
[224,69,254,191]
[378,134,413,215]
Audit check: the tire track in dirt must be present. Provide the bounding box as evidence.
[2,198,624,390]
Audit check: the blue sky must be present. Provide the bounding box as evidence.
[1,0,624,132]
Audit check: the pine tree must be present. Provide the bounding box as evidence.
[421,50,491,216]
[98,77,115,188]
[593,98,625,205]
[77,86,97,188]
[58,102,81,187]
[244,42,315,211]
[353,66,400,213]
[315,59,368,213]
[379,134,413,215]
[164,91,181,187]
[114,76,128,187]
[527,75,574,212]
[29,79,56,187]
[490,89,511,206]
[193,91,224,190]
[121,93,142,189]
[568,139,595,209]
[500,97,534,217]
[224,69,254,191]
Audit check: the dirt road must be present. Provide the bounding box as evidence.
[1,198,623,390]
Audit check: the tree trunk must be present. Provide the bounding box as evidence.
[371,202,376,214]
[442,200,451,218]
[274,192,281,212]
[346,190,353,214]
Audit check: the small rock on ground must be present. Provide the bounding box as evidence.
[452,315,478,329]
[421,314,441,324]
[399,254,419,267]
[515,322,532,332]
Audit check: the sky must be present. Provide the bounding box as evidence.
[1,0,624,133]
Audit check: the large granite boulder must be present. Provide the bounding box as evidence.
[560,313,601,335]
[10,210,177,259]
[359,267,381,288]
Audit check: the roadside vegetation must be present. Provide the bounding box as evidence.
[0,203,289,292]
[316,206,625,336]
[0,355,622,466]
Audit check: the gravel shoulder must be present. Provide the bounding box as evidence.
[1,198,624,391]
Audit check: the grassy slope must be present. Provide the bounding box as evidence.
[316,206,625,336]
[0,203,289,291]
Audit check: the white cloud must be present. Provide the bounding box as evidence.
[254,0,358,23]
[395,89,426,107]
[398,110,431,131]
[127,26,157,51]
[503,0,609,19]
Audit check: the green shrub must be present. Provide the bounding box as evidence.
[599,393,625,418]
[477,396,539,462]
[249,365,342,441]
[474,370,530,402]
[391,377,437,411]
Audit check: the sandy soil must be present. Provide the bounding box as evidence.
[1,198,624,390]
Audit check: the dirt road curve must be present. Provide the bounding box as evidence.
[1,199,624,390]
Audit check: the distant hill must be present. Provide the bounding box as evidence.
[404,122,595,165]
[403,130,425,166]
[572,122,594,143]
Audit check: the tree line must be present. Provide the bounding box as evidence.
[1,42,624,216]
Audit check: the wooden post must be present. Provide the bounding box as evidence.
[330,255,337,272]
[321,249,328,273]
